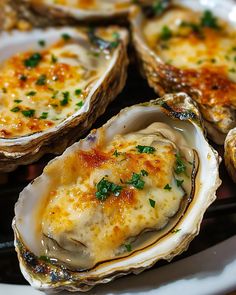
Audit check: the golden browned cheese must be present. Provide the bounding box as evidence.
[37,123,193,269]
[0,34,113,138]
[143,7,236,108]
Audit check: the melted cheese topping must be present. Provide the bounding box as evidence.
[143,7,236,108]
[36,0,131,11]
[0,31,115,138]
[39,123,195,269]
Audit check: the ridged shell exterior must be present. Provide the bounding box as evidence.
[130,0,236,145]
[225,127,236,183]
[13,92,221,292]
[0,27,129,172]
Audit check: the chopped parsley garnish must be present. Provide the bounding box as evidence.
[153,0,169,15]
[75,89,82,95]
[160,25,172,41]
[180,21,201,33]
[95,177,122,201]
[60,91,70,106]
[39,112,48,119]
[26,91,36,96]
[14,99,22,103]
[149,198,156,208]
[171,228,181,234]
[110,32,120,48]
[76,101,83,107]
[175,153,187,175]
[229,68,236,73]
[24,53,42,68]
[36,74,47,86]
[201,10,220,30]
[61,33,71,41]
[164,184,172,191]
[19,74,27,81]
[22,109,35,117]
[38,40,45,47]
[136,145,156,154]
[124,243,132,252]
[176,179,184,187]
[11,106,20,112]
[51,54,58,63]
[113,150,121,157]
[127,170,148,190]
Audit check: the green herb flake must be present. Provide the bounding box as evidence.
[38,40,46,47]
[19,74,27,81]
[201,10,220,30]
[153,0,169,15]
[76,101,83,107]
[160,25,172,41]
[127,170,148,190]
[229,68,236,73]
[39,112,48,119]
[113,150,121,157]
[26,91,36,96]
[164,184,172,191]
[11,106,20,112]
[234,56,236,63]
[75,89,82,95]
[175,153,187,175]
[171,228,181,234]
[22,109,35,118]
[95,177,123,201]
[14,99,22,103]
[124,243,132,252]
[61,33,71,41]
[51,54,58,64]
[149,198,156,208]
[180,21,201,33]
[60,91,70,106]
[24,53,42,68]
[136,145,156,154]
[36,74,47,86]
[176,179,184,187]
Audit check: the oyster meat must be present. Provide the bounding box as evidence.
[13,93,221,292]
[225,127,236,183]
[0,26,128,171]
[130,0,236,144]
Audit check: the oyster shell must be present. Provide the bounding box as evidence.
[130,0,236,144]
[225,127,236,183]
[22,0,152,23]
[0,26,128,171]
[13,92,221,292]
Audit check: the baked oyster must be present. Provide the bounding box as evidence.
[13,93,221,292]
[23,0,152,23]
[0,26,128,171]
[225,127,236,183]
[130,0,236,144]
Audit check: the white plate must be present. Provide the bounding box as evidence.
[1,235,236,295]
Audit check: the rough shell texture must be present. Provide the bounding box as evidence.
[13,92,221,292]
[0,27,129,172]
[130,0,236,144]
[224,127,236,183]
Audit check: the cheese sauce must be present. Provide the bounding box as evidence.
[0,32,115,138]
[40,123,195,269]
[143,7,236,107]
